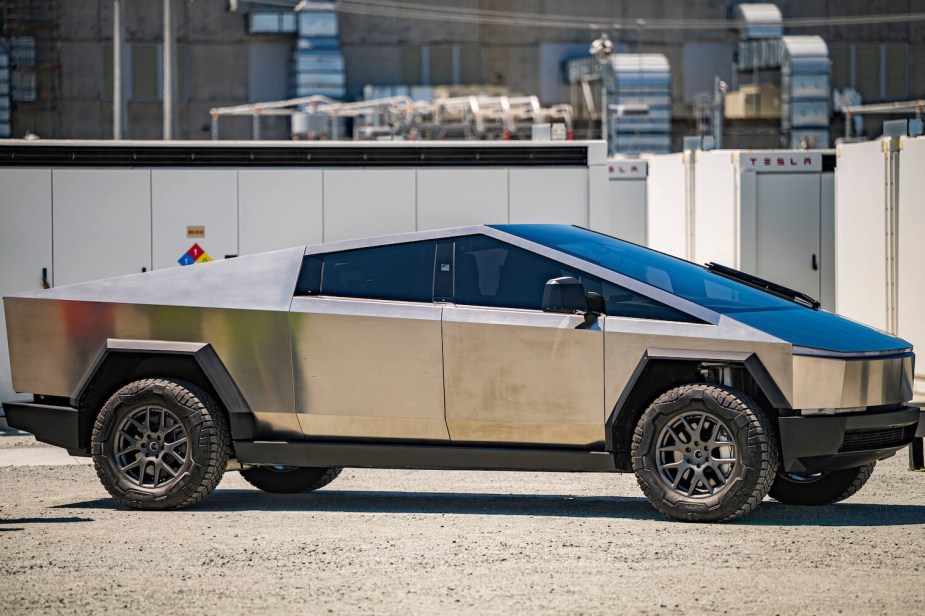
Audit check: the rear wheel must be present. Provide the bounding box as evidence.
[769,463,875,505]
[91,378,231,510]
[631,383,778,522]
[240,466,342,494]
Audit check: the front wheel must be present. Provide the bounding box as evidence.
[769,463,876,505]
[631,383,778,523]
[240,466,342,494]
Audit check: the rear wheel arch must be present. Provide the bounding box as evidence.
[607,351,789,470]
[72,340,256,453]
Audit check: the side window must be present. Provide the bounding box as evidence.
[294,241,437,302]
[454,235,591,310]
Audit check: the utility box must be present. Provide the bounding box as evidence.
[604,157,647,244]
[836,136,925,396]
[646,149,835,308]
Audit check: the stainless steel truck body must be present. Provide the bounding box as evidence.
[4,225,922,521]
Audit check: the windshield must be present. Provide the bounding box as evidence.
[491,224,910,353]
[492,224,795,313]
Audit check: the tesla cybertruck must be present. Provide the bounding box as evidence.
[4,225,923,522]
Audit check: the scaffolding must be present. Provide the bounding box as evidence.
[209,94,573,141]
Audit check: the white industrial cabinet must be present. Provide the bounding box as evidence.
[416,169,508,230]
[52,170,152,286]
[151,170,239,270]
[605,158,647,245]
[644,152,686,258]
[0,169,52,401]
[509,168,590,225]
[238,169,323,255]
[646,149,835,307]
[837,136,925,395]
[322,169,416,242]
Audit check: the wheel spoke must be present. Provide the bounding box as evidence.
[711,457,736,464]
[136,459,148,485]
[118,429,138,445]
[658,444,685,453]
[165,437,187,450]
[680,415,698,440]
[116,444,140,457]
[120,457,142,472]
[667,425,685,444]
[661,460,685,469]
[153,462,161,487]
[166,450,186,465]
[127,417,146,433]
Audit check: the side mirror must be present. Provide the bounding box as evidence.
[542,276,589,314]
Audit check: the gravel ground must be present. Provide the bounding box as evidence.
[0,449,923,615]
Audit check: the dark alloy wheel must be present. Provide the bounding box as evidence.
[240,465,342,494]
[769,463,876,505]
[91,378,231,510]
[632,383,778,523]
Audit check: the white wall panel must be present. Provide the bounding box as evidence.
[323,169,415,242]
[897,136,925,394]
[834,140,888,329]
[0,169,51,401]
[151,170,239,270]
[238,169,322,254]
[52,169,152,286]
[416,169,507,230]
[508,168,588,225]
[645,153,686,257]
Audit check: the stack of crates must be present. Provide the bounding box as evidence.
[292,3,345,100]
[781,36,830,149]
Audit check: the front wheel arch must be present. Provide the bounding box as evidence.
[608,354,788,470]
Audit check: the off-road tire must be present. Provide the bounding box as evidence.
[240,466,342,494]
[91,378,231,510]
[631,383,779,523]
[769,462,876,505]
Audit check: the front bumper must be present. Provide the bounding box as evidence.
[2,400,90,455]
[778,406,923,473]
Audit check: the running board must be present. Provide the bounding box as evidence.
[233,441,620,473]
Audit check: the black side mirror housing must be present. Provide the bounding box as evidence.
[541,276,589,314]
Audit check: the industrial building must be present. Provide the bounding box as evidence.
[1,1,923,148]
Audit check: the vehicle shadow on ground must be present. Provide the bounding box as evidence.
[56,490,925,526]
[0,516,93,532]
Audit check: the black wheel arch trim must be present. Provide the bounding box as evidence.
[605,349,790,455]
[71,339,257,443]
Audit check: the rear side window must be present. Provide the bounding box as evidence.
[316,241,437,302]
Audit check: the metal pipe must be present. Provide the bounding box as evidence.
[163,0,174,140]
[113,0,124,140]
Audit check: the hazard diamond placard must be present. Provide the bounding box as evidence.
[178,243,212,266]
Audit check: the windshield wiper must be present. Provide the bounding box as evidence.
[704,262,821,310]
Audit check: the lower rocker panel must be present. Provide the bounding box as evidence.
[234,441,620,472]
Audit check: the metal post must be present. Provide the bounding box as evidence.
[113,0,124,139]
[252,113,260,140]
[163,0,174,140]
[211,114,219,140]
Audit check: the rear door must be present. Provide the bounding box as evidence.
[290,240,449,442]
[442,235,605,448]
